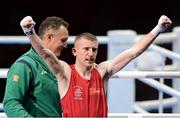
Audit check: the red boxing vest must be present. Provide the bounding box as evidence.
[61,65,108,117]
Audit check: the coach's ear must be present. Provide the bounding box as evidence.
[72,47,77,56]
[47,33,53,40]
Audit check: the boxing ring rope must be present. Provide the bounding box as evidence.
[0,36,30,44]
[133,104,150,113]
[2,69,180,79]
[114,71,180,79]
[134,97,178,112]
[0,103,3,112]
[0,32,176,45]
[149,44,180,62]
[136,78,180,99]
[136,32,177,44]
[0,69,8,78]
[0,36,108,44]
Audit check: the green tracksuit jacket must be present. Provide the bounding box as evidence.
[3,48,62,117]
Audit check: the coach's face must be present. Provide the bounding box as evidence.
[44,25,69,57]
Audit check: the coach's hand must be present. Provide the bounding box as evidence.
[20,16,36,35]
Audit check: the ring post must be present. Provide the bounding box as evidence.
[107,30,136,113]
[172,27,180,112]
